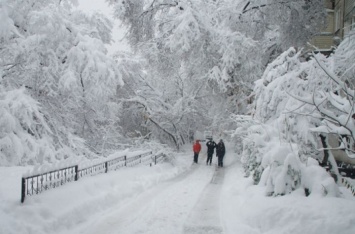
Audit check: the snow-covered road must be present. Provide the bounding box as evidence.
[71,155,225,234]
[2,147,355,234]
[184,165,225,234]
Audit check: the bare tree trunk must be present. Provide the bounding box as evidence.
[320,134,329,166]
[147,117,179,150]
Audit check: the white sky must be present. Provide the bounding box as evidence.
[76,0,130,52]
[77,0,112,15]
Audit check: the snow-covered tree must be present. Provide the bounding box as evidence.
[243,29,355,196]
[0,0,124,165]
[295,31,355,162]
[236,0,326,61]
[114,49,222,149]
[0,88,55,165]
[108,0,262,106]
[106,0,326,134]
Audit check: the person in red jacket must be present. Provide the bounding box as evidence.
[193,140,202,163]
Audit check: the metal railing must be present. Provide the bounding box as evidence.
[322,164,355,196]
[341,177,355,196]
[151,153,165,166]
[21,151,165,203]
[21,165,78,203]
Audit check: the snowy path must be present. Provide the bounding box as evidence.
[2,149,355,234]
[184,166,225,234]
[71,158,224,234]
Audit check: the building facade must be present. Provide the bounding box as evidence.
[343,0,355,35]
[310,0,355,53]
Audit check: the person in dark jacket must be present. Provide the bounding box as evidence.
[216,139,226,167]
[206,139,216,165]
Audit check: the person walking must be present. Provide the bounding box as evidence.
[206,139,216,165]
[193,140,201,163]
[216,139,226,167]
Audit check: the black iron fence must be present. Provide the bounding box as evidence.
[341,177,355,196]
[21,151,165,203]
[322,163,355,196]
[21,165,78,203]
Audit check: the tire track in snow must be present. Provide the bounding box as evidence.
[183,165,225,234]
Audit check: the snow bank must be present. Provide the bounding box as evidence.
[221,162,355,234]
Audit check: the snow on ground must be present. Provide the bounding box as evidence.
[221,162,355,234]
[1,143,355,234]
[0,151,190,234]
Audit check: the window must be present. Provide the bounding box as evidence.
[335,8,341,31]
[344,20,350,35]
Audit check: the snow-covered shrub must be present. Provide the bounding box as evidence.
[230,115,255,155]
[260,148,302,196]
[240,121,304,194]
[240,124,269,184]
[242,121,339,197]
[302,157,340,197]
[243,45,347,197]
[259,147,339,197]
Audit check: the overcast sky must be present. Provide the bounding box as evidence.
[77,0,112,15]
[77,0,129,53]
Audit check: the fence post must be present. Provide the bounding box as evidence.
[155,155,157,165]
[105,162,108,173]
[124,156,127,167]
[21,177,26,203]
[74,165,79,181]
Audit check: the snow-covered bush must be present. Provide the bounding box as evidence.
[243,43,352,197]
[239,120,303,195]
[259,145,339,197]
[241,120,339,197]
[240,124,268,184]
[229,115,255,154]
[260,143,301,196]
[301,157,340,197]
